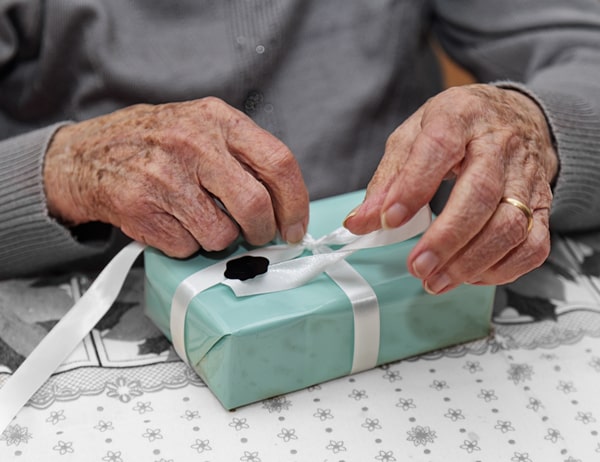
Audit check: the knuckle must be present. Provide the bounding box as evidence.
[432,221,465,251]
[200,96,226,108]
[502,208,529,245]
[531,246,550,269]
[533,177,554,207]
[165,243,199,259]
[122,216,199,258]
[264,141,296,166]
[434,84,474,111]
[500,273,521,285]
[243,185,273,217]
[194,96,232,120]
[119,103,154,117]
[234,187,277,244]
[204,228,239,251]
[260,144,302,184]
[385,130,403,153]
[443,85,467,98]
[528,228,551,267]
[469,173,503,213]
[421,130,463,163]
[245,230,275,247]
[195,212,240,251]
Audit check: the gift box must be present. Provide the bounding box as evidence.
[144,190,495,409]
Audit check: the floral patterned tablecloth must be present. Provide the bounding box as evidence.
[1,233,599,462]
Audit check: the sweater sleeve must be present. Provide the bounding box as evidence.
[0,125,119,279]
[432,0,600,233]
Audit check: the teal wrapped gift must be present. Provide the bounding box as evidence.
[144,190,495,409]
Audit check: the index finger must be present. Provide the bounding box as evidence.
[226,117,310,244]
[380,109,468,229]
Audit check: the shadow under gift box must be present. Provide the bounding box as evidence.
[144,190,495,410]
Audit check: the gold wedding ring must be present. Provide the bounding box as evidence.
[501,196,534,233]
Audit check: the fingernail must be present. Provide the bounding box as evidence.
[467,277,483,285]
[343,205,362,228]
[424,272,451,295]
[412,250,439,279]
[423,281,435,295]
[381,203,408,229]
[284,222,305,244]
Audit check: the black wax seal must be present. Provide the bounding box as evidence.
[224,255,270,281]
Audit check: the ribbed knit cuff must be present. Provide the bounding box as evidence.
[0,123,114,279]
[493,80,600,233]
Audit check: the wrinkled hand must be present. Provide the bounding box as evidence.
[44,97,309,257]
[344,84,558,294]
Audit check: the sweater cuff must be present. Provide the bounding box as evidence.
[0,123,114,279]
[493,80,600,233]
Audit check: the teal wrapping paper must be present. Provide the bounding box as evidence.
[144,190,495,409]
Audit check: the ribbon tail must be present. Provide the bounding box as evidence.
[0,241,146,434]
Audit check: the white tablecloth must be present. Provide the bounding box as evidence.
[1,233,599,462]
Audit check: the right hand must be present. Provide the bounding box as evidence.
[43,97,309,257]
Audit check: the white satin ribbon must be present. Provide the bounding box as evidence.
[171,205,432,374]
[0,241,146,434]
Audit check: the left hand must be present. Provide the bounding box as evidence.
[344,84,559,294]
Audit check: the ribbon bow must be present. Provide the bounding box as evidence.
[223,205,432,296]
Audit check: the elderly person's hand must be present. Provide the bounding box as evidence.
[43,97,309,257]
[344,84,558,294]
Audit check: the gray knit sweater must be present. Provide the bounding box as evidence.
[1,0,600,278]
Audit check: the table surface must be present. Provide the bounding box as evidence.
[1,233,599,462]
